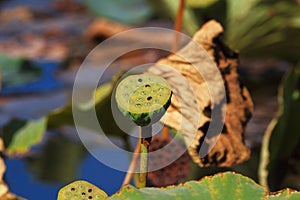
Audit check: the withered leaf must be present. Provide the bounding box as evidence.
[148,20,253,167]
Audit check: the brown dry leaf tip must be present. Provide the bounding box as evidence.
[84,18,131,43]
[148,20,253,167]
[146,136,191,187]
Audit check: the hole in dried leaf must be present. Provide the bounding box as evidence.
[220,66,231,75]
[221,124,228,133]
[203,105,211,118]
[199,122,210,134]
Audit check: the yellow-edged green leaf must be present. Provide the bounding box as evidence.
[259,67,300,190]
[4,117,47,155]
[108,172,264,200]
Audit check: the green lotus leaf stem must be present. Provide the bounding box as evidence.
[140,126,152,188]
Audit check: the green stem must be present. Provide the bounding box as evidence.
[258,116,278,190]
[136,126,152,188]
[139,139,148,187]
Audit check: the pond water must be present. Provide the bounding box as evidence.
[5,144,128,199]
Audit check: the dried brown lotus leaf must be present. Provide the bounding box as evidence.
[148,20,253,167]
[148,23,225,150]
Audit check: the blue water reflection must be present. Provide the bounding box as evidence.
[5,151,128,199]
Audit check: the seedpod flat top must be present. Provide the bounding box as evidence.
[115,73,172,126]
[57,180,107,200]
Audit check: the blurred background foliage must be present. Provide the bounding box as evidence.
[83,0,300,62]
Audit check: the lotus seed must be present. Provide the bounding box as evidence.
[71,188,75,191]
[136,98,143,102]
[79,185,85,190]
[138,78,142,82]
[133,90,139,95]
[147,96,152,101]
[65,192,72,197]
[145,84,151,88]
[88,196,93,199]
[88,189,92,193]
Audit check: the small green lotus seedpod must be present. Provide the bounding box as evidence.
[57,180,107,200]
[115,73,172,126]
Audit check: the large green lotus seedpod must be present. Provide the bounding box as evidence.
[115,73,172,126]
[57,180,107,200]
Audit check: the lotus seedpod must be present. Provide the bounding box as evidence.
[115,73,172,126]
[57,180,107,200]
